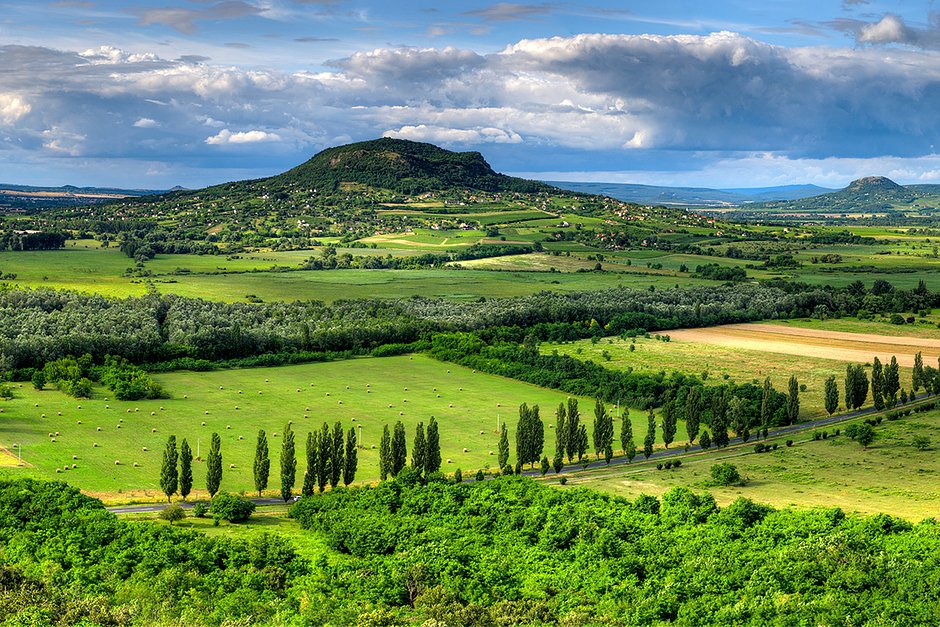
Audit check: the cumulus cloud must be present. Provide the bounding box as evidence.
[0,94,31,124]
[205,129,282,144]
[133,117,158,128]
[132,1,265,35]
[834,13,940,49]
[463,3,558,22]
[383,124,522,144]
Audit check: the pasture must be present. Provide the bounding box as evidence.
[545,325,917,419]
[567,405,940,521]
[0,355,646,501]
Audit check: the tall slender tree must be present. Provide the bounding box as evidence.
[497,421,510,470]
[253,429,270,497]
[713,411,729,448]
[885,356,900,407]
[391,421,407,476]
[206,432,222,498]
[344,427,357,486]
[871,357,885,411]
[854,365,869,410]
[555,402,567,462]
[575,423,588,462]
[824,376,839,416]
[661,393,677,449]
[280,422,296,502]
[425,417,441,474]
[179,438,193,500]
[729,396,750,442]
[379,424,391,481]
[565,398,580,462]
[593,399,614,459]
[913,351,924,393]
[685,387,701,443]
[621,408,636,462]
[317,423,330,492]
[302,431,317,496]
[160,435,178,503]
[787,375,800,424]
[643,409,656,459]
[412,421,427,473]
[330,421,344,489]
[759,378,773,432]
[530,405,544,467]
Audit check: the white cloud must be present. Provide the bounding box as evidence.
[0,94,30,124]
[133,117,158,128]
[383,124,522,144]
[205,129,282,145]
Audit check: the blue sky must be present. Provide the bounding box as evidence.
[3,0,940,189]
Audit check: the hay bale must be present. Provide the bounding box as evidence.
[93,443,98,447]
[447,459,452,463]
[55,431,59,436]
[265,378,270,383]
[77,420,81,425]
[57,412,62,416]
[338,400,343,404]
[134,408,139,413]
[449,404,454,408]
[463,447,468,452]
[96,427,101,432]
[127,409,132,413]
[226,425,231,429]
[235,406,239,410]
[72,455,77,460]
[489,451,493,455]
[480,430,484,435]
[71,464,76,469]
[56,468,61,473]
[117,425,121,429]
[119,418,123,423]
[63,465,68,470]
[371,444,376,449]
[205,410,209,415]
[399,412,404,416]
[160,407,164,411]
[297,389,302,393]
[48,432,53,438]
[184,395,188,399]
[219,386,224,390]
[114,460,120,465]
[51,438,56,442]
[151,428,157,433]
[238,435,244,440]
[133,462,139,467]
[143,447,148,451]
[229,463,236,469]
[238,390,242,394]
[41,414,45,418]
[201,421,206,426]
[151,412,156,416]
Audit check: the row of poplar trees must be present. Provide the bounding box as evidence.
[160,433,222,502]
[378,416,442,479]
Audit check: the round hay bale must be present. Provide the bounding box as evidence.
[63,465,68,470]
[479,430,484,435]
[119,418,123,423]
[71,464,76,469]
[184,395,188,399]
[235,406,239,410]
[351,417,356,421]
[367,390,371,393]
[449,404,454,408]
[437,394,441,398]
[127,409,132,413]
[447,459,452,463]
[134,408,139,413]
[133,462,139,468]
[273,432,278,437]
[496,403,500,407]
[201,421,206,426]
[403,399,408,403]
[459,388,463,391]
[297,389,302,393]
[205,410,209,415]
[404,387,408,391]
[229,463,236,469]
[93,442,98,447]
[96,427,101,432]
[72,455,77,460]
[238,435,244,440]
[388,404,393,408]
[489,451,493,455]
[56,468,61,473]
[55,431,59,436]
[117,425,121,429]
[143,447,148,451]
[338,400,343,404]
[105,405,110,409]
[371,444,376,449]
[151,412,156,416]
[399,411,404,416]
[226,425,231,429]
[325,392,330,396]
[51,438,56,442]
[220,386,224,390]
[48,432,53,438]
[77,420,82,425]
[463,447,468,452]
[151,428,157,433]
[265,378,270,383]
[160,407,164,411]
[34,403,38,407]
[114,460,120,465]
[238,390,242,394]
[345,385,350,390]
[57,411,62,416]
[41,414,46,418]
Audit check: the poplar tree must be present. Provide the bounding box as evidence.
[206,432,222,498]
[729,396,749,442]
[515,403,544,468]
[412,421,427,473]
[391,421,407,476]
[713,411,729,448]
[555,402,567,461]
[565,398,580,462]
[914,351,924,393]
[854,365,869,410]
[344,427,357,486]
[787,375,800,424]
[685,387,701,443]
[593,399,613,459]
[497,421,510,470]
[621,408,636,462]
[179,438,193,501]
[330,421,344,489]
[871,357,885,410]
[643,409,655,459]
[160,435,178,503]
[661,393,677,449]
[824,376,839,416]
[302,431,317,496]
[280,422,296,502]
[885,356,900,407]
[426,416,441,473]
[317,423,330,492]
[379,424,391,481]
[253,429,270,497]
[575,423,588,462]
[759,378,773,432]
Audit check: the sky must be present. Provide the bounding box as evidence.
[3,1,940,190]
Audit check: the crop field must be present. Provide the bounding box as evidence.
[566,406,940,521]
[759,315,940,339]
[545,327,916,419]
[0,354,648,501]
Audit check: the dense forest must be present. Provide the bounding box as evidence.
[1,476,938,626]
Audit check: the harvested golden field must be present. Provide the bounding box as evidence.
[668,323,940,368]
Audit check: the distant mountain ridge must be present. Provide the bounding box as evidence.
[545,181,835,206]
[749,176,940,214]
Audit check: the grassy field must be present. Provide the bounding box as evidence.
[545,328,916,419]
[565,406,940,521]
[760,315,940,340]
[0,354,650,501]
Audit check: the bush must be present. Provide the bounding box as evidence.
[0,384,12,399]
[559,476,567,485]
[192,502,208,518]
[453,468,463,483]
[786,440,793,447]
[913,436,931,451]
[158,504,185,525]
[710,463,742,487]
[210,493,256,523]
[475,469,485,482]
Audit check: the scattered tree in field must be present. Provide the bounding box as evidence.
[913,351,924,393]
[824,376,839,416]
[871,357,885,410]
[760,378,773,432]
[426,417,441,473]
[160,435,178,503]
[685,387,701,443]
[253,429,270,497]
[330,421,344,489]
[379,425,391,481]
[206,432,222,498]
[643,409,656,459]
[856,423,876,448]
[885,356,900,407]
[565,398,580,462]
[787,376,800,424]
[159,504,185,525]
[660,392,677,449]
[317,423,330,493]
[179,438,193,500]
[303,431,317,496]
[31,370,45,390]
[592,399,614,461]
[497,421,510,470]
[391,421,407,476]
[710,463,741,486]
[344,427,357,486]
[280,422,296,502]
[412,421,427,474]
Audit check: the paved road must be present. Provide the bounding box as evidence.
[109,394,933,512]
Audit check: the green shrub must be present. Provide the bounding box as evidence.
[210,492,256,523]
[710,463,742,486]
[192,502,208,517]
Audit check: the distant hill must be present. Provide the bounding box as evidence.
[546,181,834,206]
[266,138,555,195]
[0,184,166,210]
[747,176,932,214]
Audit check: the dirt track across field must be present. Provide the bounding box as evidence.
[668,323,940,367]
